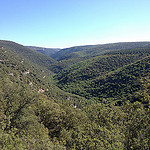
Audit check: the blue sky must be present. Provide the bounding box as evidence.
[1,0,150,48]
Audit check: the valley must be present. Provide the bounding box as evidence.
[0,40,150,150]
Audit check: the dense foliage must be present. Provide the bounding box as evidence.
[51,42,150,61]
[0,40,57,68]
[49,42,150,73]
[0,41,150,149]
[55,47,150,102]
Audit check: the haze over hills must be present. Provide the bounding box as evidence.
[26,46,60,57]
[0,40,150,150]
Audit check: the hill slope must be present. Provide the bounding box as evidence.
[27,46,60,57]
[0,40,149,150]
[0,42,87,106]
[0,40,57,69]
[51,42,150,61]
[55,47,150,103]
[0,45,91,149]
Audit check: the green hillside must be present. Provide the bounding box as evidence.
[52,42,150,61]
[0,41,150,150]
[0,43,90,149]
[55,47,150,103]
[49,57,85,73]
[0,40,57,68]
[0,45,87,106]
[51,45,94,60]
[27,46,60,57]
[49,42,150,73]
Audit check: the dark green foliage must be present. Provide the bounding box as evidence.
[51,45,94,60]
[56,52,148,82]
[0,44,85,149]
[49,42,150,73]
[55,47,150,103]
[0,40,150,149]
[49,57,85,73]
[121,102,150,150]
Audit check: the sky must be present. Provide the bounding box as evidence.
[0,0,150,48]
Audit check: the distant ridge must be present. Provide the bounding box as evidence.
[51,42,150,60]
[27,46,60,57]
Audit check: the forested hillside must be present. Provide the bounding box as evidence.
[49,42,150,73]
[0,41,150,150]
[55,47,150,103]
[27,46,60,57]
[51,42,150,61]
[0,40,57,68]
